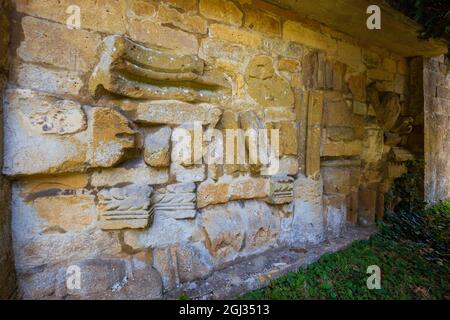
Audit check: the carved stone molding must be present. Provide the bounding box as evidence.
[98,184,153,230]
[152,183,197,219]
[89,35,231,104]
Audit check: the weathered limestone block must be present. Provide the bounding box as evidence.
[89,35,231,103]
[128,19,198,54]
[283,20,337,53]
[199,38,258,63]
[389,147,415,162]
[8,89,86,135]
[170,163,206,183]
[152,183,197,219]
[153,243,213,291]
[266,176,294,204]
[18,16,101,72]
[321,161,361,195]
[157,5,207,34]
[3,89,88,176]
[245,55,294,108]
[171,124,204,166]
[208,23,262,48]
[323,194,347,239]
[201,200,279,263]
[229,176,269,201]
[135,100,222,126]
[144,127,171,167]
[305,91,323,178]
[283,175,325,245]
[91,107,137,167]
[91,160,169,187]
[123,212,199,250]
[127,0,157,18]
[268,121,298,155]
[367,84,401,131]
[3,90,138,176]
[32,195,96,232]
[362,127,384,165]
[12,62,83,96]
[197,179,230,208]
[15,0,127,34]
[244,8,281,35]
[199,0,243,26]
[275,156,299,176]
[322,141,363,157]
[11,186,122,272]
[98,184,153,230]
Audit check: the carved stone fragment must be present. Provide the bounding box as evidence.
[152,183,197,219]
[98,184,153,230]
[245,55,294,107]
[367,84,401,131]
[89,35,231,104]
[266,175,294,204]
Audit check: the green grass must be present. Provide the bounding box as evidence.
[241,201,450,300]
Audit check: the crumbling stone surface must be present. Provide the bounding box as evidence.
[2,0,424,300]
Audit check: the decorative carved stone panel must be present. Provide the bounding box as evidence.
[152,183,197,219]
[98,184,153,230]
[266,175,294,204]
[89,35,231,104]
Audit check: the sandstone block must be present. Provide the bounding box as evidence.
[163,0,198,12]
[135,100,222,126]
[170,163,206,183]
[153,243,212,291]
[283,20,337,53]
[129,19,198,54]
[229,176,269,201]
[91,160,169,187]
[91,107,137,167]
[209,24,262,48]
[158,5,207,34]
[144,127,172,167]
[322,140,363,157]
[197,179,230,208]
[12,62,82,96]
[244,9,281,35]
[199,0,243,26]
[18,16,100,72]
[3,90,138,176]
[15,0,127,34]
[32,195,96,232]
[245,55,294,108]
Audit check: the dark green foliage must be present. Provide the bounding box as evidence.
[387,0,450,54]
[241,162,450,300]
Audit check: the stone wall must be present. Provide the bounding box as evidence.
[4,0,419,299]
[424,56,450,204]
[0,0,16,299]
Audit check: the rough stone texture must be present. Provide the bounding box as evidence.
[18,16,101,72]
[97,184,153,230]
[3,0,431,300]
[201,200,279,264]
[245,55,294,108]
[144,127,172,167]
[424,56,450,204]
[3,90,138,176]
[199,0,243,26]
